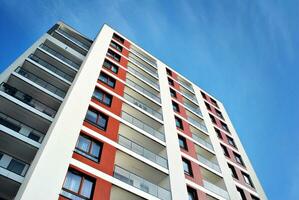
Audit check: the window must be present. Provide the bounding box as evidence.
[205,102,211,111]
[215,109,223,119]
[221,144,229,157]
[172,101,180,113]
[187,186,198,200]
[92,88,112,106]
[175,117,184,130]
[0,117,21,132]
[221,121,230,133]
[103,59,118,74]
[106,49,121,62]
[28,132,41,142]
[227,136,236,148]
[215,128,223,139]
[201,91,207,99]
[110,40,123,52]
[210,98,218,107]
[99,72,116,88]
[209,114,216,124]
[85,108,108,130]
[228,164,238,179]
[236,187,246,200]
[170,88,177,98]
[178,135,188,150]
[75,134,103,162]
[182,158,193,176]
[242,172,254,188]
[7,159,26,175]
[234,152,245,166]
[113,33,124,44]
[62,170,94,200]
[168,77,174,86]
[166,68,172,76]
[251,195,260,200]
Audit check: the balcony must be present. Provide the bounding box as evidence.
[195,145,220,173]
[201,168,229,199]
[114,151,171,200]
[123,92,163,120]
[118,134,168,169]
[0,83,56,119]
[177,76,194,93]
[191,131,213,151]
[56,28,90,50]
[40,43,81,70]
[110,185,146,200]
[183,99,202,117]
[15,67,66,99]
[28,54,74,82]
[128,53,158,78]
[126,77,161,103]
[121,110,165,142]
[127,62,159,90]
[180,86,198,104]
[129,45,157,67]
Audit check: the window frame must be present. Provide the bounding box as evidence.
[98,72,116,88]
[92,87,113,107]
[85,108,108,130]
[234,152,245,166]
[187,186,198,200]
[172,101,180,113]
[107,49,121,62]
[110,40,123,52]
[178,135,188,150]
[175,116,184,130]
[170,88,177,98]
[103,59,119,74]
[75,134,103,162]
[112,33,124,44]
[182,158,193,176]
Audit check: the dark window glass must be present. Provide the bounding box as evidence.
[112,33,124,44]
[201,91,207,99]
[166,68,172,76]
[236,187,246,200]
[75,134,103,162]
[228,164,238,179]
[209,114,216,124]
[28,132,41,142]
[7,159,26,175]
[107,49,121,62]
[99,72,116,88]
[234,152,245,166]
[210,98,218,107]
[182,158,193,176]
[215,128,223,139]
[251,195,260,200]
[178,135,188,150]
[242,172,254,188]
[221,121,230,133]
[175,117,184,130]
[172,101,180,113]
[168,78,174,86]
[110,40,123,52]
[170,88,177,98]
[187,186,198,200]
[215,109,223,119]
[103,59,119,74]
[227,136,236,148]
[221,144,230,157]
[205,102,211,111]
[0,117,21,132]
[92,88,112,106]
[85,109,108,130]
[62,170,94,199]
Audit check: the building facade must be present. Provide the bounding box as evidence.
[0,22,267,200]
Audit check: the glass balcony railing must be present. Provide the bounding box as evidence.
[15,67,66,98]
[126,78,161,103]
[118,135,168,169]
[183,102,202,117]
[121,111,165,142]
[0,151,29,177]
[28,54,74,82]
[128,55,158,78]
[127,66,159,90]
[0,112,44,143]
[182,91,198,103]
[202,180,229,199]
[114,165,171,200]
[188,117,208,133]
[197,155,221,173]
[123,93,163,120]
[192,133,213,151]
[56,28,90,50]
[0,83,56,118]
[40,44,81,70]
[177,79,194,93]
[130,48,157,67]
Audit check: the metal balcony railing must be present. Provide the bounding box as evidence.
[123,93,163,120]
[121,111,165,142]
[118,135,168,168]
[0,83,56,118]
[15,67,66,98]
[28,54,74,82]
[40,44,80,69]
[114,165,171,200]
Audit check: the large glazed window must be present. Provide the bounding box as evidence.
[75,134,103,162]
[85,108,108,130]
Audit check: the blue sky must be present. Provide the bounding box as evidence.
[1,0,298,199]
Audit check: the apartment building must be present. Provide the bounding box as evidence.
[0,22,267,200]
